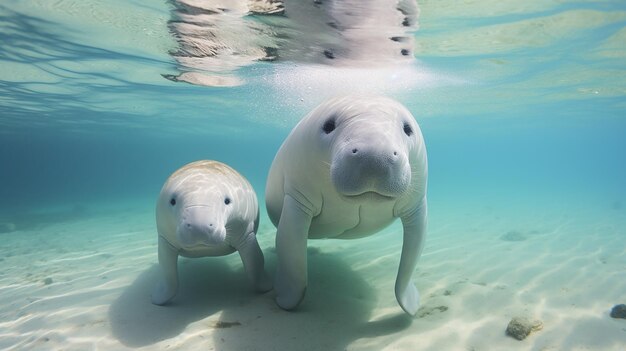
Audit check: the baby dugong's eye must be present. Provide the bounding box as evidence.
[403,122,413,137]
[224,197,231,205]
[322,118,336,134]
[170,198,176,206]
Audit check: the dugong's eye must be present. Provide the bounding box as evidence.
[322,119,336,134]
[224,197,231,205]
[403,122,413,136]
[170,198,176,206]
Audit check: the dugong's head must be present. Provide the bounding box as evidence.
[305,95,426,202]
[156,161,258,250]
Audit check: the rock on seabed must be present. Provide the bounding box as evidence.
[0,222,16,233]
[506,317,543,340]
[610,304,626,319]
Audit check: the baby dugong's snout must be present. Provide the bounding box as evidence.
[346,141,402,170]
[178,206,226,247]
[332,139,410,197]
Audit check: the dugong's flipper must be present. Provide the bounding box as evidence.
[274,195,312,310]
[152,236,179,305]
[238,232,273,292]
[396,196,428,316]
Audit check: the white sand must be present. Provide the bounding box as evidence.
[0,198,624,350]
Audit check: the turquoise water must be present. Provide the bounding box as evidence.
[1,1,625,350]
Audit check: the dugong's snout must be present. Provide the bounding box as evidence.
[331,138,411,198]
[177,206,226,248]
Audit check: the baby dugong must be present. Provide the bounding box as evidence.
[152,160,272,305]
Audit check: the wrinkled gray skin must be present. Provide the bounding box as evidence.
[152,160,272,305]
[266,95,428,315]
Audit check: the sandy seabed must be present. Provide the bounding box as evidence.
[0,198,625,351]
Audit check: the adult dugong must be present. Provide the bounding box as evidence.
[152,160,272,305]
[266,95,428,315]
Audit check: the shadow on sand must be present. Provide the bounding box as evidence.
[108,258,246,347]
[109,248,411,349]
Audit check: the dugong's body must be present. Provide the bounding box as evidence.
[152,160,271,305]
[266,96,428,315]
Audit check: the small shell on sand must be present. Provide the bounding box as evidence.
[506,317,543,340]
